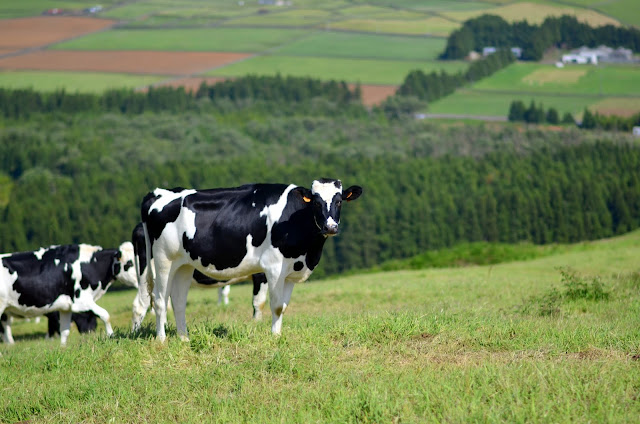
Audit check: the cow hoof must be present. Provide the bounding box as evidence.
[179,335,190,342]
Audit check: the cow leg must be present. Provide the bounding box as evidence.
[170,266,193,341]
[252,278,268,321]
[78,303,113,337]
[217,285,230,306]
[131,273,152,332]
[1,314,14,344]
[152,256,173,342]
[58,311,72,346]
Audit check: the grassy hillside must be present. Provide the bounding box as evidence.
[2,231,640,422]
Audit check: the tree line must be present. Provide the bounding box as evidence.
[441,14,640,60]
[0,74,362,120]
[1,107,639,278]
[396,49,515,102]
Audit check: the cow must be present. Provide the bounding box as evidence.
[130,223,268,331]
[141,178,362,341]
[0,311,97,341]
[0,242,138,345]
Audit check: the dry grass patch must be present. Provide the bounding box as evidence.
[590,97,640,116]
[522,68,588,85]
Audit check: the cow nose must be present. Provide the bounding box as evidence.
[324,224,339,235]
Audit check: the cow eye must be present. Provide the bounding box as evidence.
[336,200,342,207]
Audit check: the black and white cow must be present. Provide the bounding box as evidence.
[130,223,269,331]
[0,242,138,345]
[141,178,361,341]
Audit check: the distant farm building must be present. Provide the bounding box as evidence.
[482,47,522,58]
[633,126,640,137]
[562,46,634,65]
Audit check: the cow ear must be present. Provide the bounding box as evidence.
[343,185,362,202]
[293,187,313,204]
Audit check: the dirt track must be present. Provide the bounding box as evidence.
[0,51,252,75]
[0,16,115,49]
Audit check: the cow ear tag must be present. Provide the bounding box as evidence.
[346,192,353,199]
[302,196,311,203]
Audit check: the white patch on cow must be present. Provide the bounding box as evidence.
[327,216,338,227]
[54,259,60,266]
[312,180,342,212]
[71,244,101,286]
[260,184,296,226]
[181,207,197,240]
[252,202,255,207]
[117,241,138,288]
[33,247,48,260]
[150,188,196,214]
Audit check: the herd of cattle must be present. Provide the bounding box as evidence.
[0,178,362,345]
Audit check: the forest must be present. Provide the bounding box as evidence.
[441,14,640,60]
[1,90,639,278]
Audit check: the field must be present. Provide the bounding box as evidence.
[2,231,640,422]
[0,70,166,92]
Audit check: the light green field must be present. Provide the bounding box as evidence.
[50,28,311,52]
[595,0,640,27]
[275,32,447,61]
[206,55,467,85]
[223,9,335,27]
[0,0,119,18]
[355,0,494,12]
[473,63,640,97]
[0,71,166,93]
[443,1,621,26]
[2,231,640,423]
[327,16,460,37]
[428,89,603,116]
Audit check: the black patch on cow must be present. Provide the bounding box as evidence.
[192,269,220,285]
[124,260,133,271]
[132,222,147,274]
[294,261,304,271]
[252,273,268,296]
[79,248,118,291]
[3,245,79,308]
[180,184,284,270]
[74,289,80,298]
[144,197,183,244]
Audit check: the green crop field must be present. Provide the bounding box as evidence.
[473,63,640,97]
[51,28,311,52]
[222,9,335,27]
[2,231,640,423]
[428,89,604,116]
[275,32,447,61]
[0,71,167,93]
[328,16,459,36]
[0,0,119,19]
[206,55,467,85]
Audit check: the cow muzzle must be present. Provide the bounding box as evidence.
[323,224,339,236]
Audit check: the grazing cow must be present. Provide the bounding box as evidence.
[0,242,138,345]
[141,178,362,341]
[130,223,268,331]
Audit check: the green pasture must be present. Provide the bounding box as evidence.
[428,89,603,116]
[223,9,335,27]
[350,0,493,12]
[207,55,467,85]
[595,0,640,27]
[275,31,447,61]
[473,63,640,97]
[50,27,310,52]
[0,71,166,93]
[2,231,640,423]
[0,0,119,19]
[328,17,459,37]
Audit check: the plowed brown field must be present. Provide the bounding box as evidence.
[0,17,115,50]
[354,84,397,106]
[0,51,252,75]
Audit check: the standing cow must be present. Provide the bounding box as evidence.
[141,178,361,341]
[131,223,268,331]
[0,242,138,345]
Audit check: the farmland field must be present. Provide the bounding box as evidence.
[0,71,166,92]
[328,17,459,36]
[275,32,447,61]
[473,63,640,97]
[2,231,640,422]
[428,89,604,116]
[51,28,311,52]
[206,55,467,85]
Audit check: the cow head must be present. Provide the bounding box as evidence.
[113,241,138,288]
[295,178,362,237]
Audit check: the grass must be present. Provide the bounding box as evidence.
[428,89,604,116]
[275,31,447,61]
[2,231,640,422]
[206,55,467,85]
[0,0,119,19]
[50,28,311,52]
[443,1,622,26]
[0,71,167,93]
[223,9,335,27]
[473,63,640,97]
[327,16,460,36]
